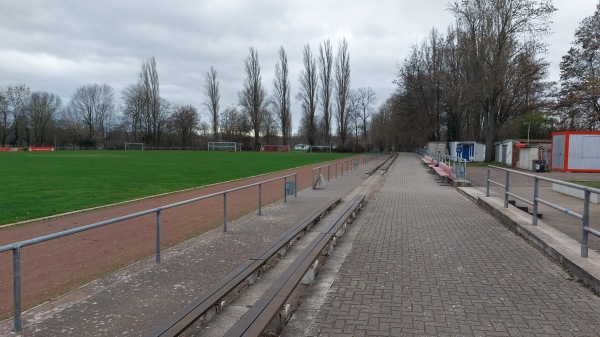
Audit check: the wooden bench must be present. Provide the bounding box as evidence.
[432,162,451,184]
[223,195,366,337]
[145,197,342,337]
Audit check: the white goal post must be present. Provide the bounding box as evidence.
[124,143,144,150]
[309,145,332,153]
[208,142,239,151]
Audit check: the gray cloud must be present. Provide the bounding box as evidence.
[1,0,597,129]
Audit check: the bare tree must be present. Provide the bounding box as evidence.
[355,87,377,146]
[26,91,62,146]
[0,90,8,146]
[140,57,162,145]
[2,84,31,146]
[449,0,555,161]
[121,83,145,142]
[297,44,319,145]
[557,2,600,129]
[273,46,292,145]
[319,39,334,144]
[334,38,351,147]
[239,47,268,149]
[220,105,251,145]
[203,66,220,141]
[69,83,115,146]
[169,105,199,147]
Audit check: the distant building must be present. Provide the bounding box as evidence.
[294,144,309,150]
[448,141,485,162]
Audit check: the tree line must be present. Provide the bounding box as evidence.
[2,0,598,155]
[369,0,599,161]
[0,38,380,151]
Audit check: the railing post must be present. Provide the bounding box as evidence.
[582,190,591,258]
[504,170,510,208]
[532,178,539,226]
[312,169,315,190]
[258,183,262,215]
[13,246,22,331]
[486,168,490,197]
[284,177,287,203]
[294,174,297,198]
[327,165,330,182]
[223,192,227,232]
[156,209,161,263]
[463,160,467,180]
[318,167,322,186]
[335,163,338,178]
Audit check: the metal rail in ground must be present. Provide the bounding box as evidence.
[224,194,366,337]
[146,197,342,337]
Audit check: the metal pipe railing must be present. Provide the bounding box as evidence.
[486,165,600,259]
[311,155,369,190]
[0,172,298,331]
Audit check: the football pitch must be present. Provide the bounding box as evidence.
[0,150,351,225]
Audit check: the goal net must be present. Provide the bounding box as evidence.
[124,143,144,151]
[309,145,332,153]
[208,142,239,151]
[260,145,290,152]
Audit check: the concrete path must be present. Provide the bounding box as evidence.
[292,153,600,336]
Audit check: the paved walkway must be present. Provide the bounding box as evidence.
[300,153,600,336]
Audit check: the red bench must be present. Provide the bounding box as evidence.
[421,155,433,165]
[433,162,452,184]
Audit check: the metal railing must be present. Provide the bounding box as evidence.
[0,173,297,331]
[414,149,468,181]
[486,165,600,259]
[311,155,373,189]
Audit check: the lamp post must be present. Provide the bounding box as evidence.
[525,122,531,146]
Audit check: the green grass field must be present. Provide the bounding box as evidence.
[0,150,351,225]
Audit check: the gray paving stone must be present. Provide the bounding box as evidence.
[311,153,600,336]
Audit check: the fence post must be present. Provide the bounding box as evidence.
[284,177,287,203]
[13,246,22,331]
[258,183,262,215]
[312,169,315,190]
[327,165,330,182]
[223,192,227,232]
[156,209,161,263]
[582,190,591,258]
[318,167,322,186]
[486,168,490,197]
[294,174,298,197]
[463,160,467,180]
[504,170,510,208]
[532,178,539,226]
[335,163,338,178]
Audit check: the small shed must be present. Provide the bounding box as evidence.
[494,139,519,166]
[551,131,600,172]
[515,142,552,171]
[427,142,447,156]
[448,141,486,162]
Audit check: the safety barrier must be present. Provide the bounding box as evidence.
[486,165,600,258]
[0,173,297,331]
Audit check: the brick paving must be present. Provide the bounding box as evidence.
[311,153,600,336]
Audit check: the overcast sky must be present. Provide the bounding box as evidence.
[1,0,598,132]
